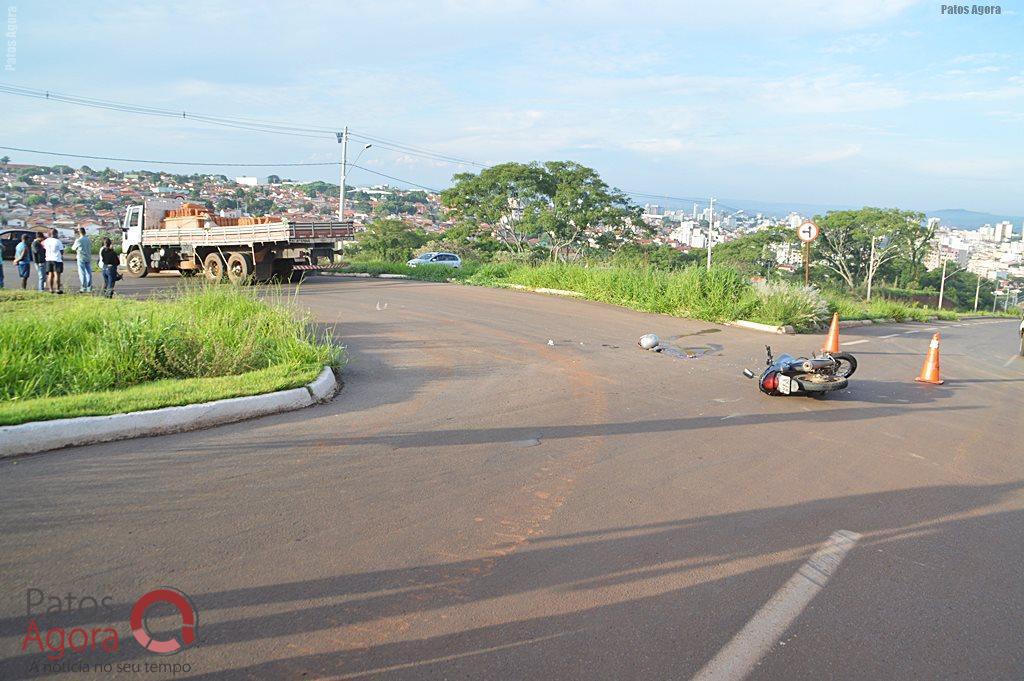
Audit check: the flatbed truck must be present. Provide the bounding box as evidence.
[120,198,354,283]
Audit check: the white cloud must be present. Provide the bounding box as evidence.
[757,75,909,113]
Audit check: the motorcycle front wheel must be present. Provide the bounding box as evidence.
[831,352,858,378]
[793,374,849,394]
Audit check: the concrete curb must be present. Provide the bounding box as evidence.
[838,319,874,329]
[729,319,796,335]
[0,366,339,459]
[378,273,411,279]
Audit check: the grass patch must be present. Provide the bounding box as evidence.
[0,286,341,425]
[0,363,323,427]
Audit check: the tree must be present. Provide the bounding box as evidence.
[539,161,638,261]
[813,208,925,290]
[0,156,9,165]
[709,226,794,277]
[441,162,552,254]
[356,219,427,261]
[266,174,281,184]
[25,195,44,206]
[441,161,639,260]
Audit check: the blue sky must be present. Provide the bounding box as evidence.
[3,1,1023,213]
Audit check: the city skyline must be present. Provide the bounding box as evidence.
[3,1,1023,214]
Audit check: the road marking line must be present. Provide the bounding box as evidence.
[1004,355,1019,367]
[843,339,869,346]
[879,333,900,339]
[691,530,861,681]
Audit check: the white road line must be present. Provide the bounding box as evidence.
[879,333,900,339]
[1004,355,1019,368]
[691,530,861,681]
[843,339,870,346]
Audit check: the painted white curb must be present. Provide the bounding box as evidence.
[0,366,339,458]
[378,273,411,279]
[729,319,796,335]
[533,287,585,298]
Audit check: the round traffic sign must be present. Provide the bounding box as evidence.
[797,221,819,243]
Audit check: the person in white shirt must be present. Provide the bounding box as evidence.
[42,229,65,294]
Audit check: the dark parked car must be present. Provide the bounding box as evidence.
[0,229,38,260]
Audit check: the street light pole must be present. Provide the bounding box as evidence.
[337,127,349,222]
[866,235,877,301]
[937,259,948,311]
[973,275,981,312]
[706,197,715,269]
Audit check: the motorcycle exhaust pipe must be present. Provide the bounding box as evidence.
[799,358,835,372]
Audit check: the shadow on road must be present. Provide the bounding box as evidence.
[3,482,1023,679]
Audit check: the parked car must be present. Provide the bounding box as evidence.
[0,229,38,260]
[407,252,462,268]
[1019,318,1023,356]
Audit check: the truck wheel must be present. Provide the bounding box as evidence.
[226,253,253,285]
[203,253,225,282]
[125,249,149,278]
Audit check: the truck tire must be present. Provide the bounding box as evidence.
[203,253,225,282]
[226,252,253,285]
[125,248,149,278]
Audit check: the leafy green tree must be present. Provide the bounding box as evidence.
[216,198,238,210]
[813,208,927,290]
[1,156,10,165]
[441,161,639,260]
[25,195,44,206]
[710,226,794,277]
[356,219,427,261]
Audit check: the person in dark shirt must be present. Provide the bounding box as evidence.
[31,234,47,291]
[99,238,121,297]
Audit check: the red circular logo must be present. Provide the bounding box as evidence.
[130,588,197,655]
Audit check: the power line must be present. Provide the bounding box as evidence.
[0,144,442,192]
[0,145,338,167]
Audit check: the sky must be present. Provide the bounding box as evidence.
[2,0,1023,214]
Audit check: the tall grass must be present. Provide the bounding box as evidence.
[0,286,341,402]
[467,263,771,323]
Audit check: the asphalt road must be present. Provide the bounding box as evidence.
[1,272,1022,680]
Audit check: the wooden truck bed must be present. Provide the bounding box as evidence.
[141,220,355,247]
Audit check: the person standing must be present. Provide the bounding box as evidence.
[31,233,47,291]
[14,234,32,289]
[72,228,93,293]
[99,237,120,297]
[42,228,65,294]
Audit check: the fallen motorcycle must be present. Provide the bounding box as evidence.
[743,345,857,396]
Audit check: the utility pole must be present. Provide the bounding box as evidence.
[937,258,948,311]
[973,275,981,312]
[866,236,877,301]
[706,197,715,269]
[337,127,349,222]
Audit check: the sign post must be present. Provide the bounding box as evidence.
[796,221,819,287]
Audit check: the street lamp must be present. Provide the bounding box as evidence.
[337,126,372,222]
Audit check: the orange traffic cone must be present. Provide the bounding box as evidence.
[822,313,840,353]
[915,332,944,385]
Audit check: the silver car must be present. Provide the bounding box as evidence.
[407,252,462,268]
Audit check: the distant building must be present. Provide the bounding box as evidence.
[235,176,264,187]
[994,220,1013,241]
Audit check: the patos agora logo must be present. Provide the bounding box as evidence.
[21,587,198,662]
